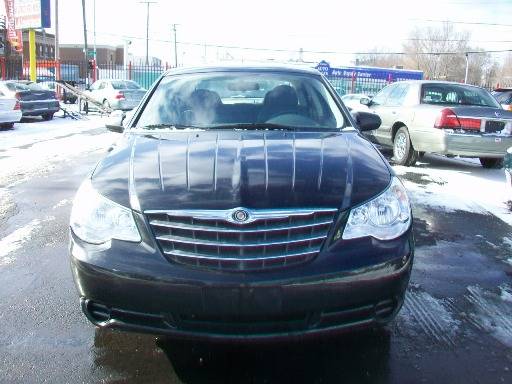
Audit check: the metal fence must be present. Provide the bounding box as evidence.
[0,58,428,98]
[0,58,171,90]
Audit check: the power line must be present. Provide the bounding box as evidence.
[87,31,512,56]
[410,18,512,27]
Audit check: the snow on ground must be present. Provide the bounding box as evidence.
[465,285,512,347]
[0,113,117,187]
[393,154,512,227]
[0,219,43,266]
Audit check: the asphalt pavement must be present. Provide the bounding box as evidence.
[0,119,511,384]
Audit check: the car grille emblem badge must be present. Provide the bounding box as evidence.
[232,209,250,223]
[495,111,502,118]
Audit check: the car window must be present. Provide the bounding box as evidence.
[136,72,346,129]
[111,80,141,90]
[387,84,408,106]
[371,84,395,106]
[421,83,500,108]
[5,82,31,92]
[494,91,512,104]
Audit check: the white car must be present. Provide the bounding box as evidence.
[83,79,146,112]
[341,93,371,111]
[0,93,22,129]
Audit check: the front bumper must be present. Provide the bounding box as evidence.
[70,227,414,341]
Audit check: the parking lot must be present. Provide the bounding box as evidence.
[0,114,510,383]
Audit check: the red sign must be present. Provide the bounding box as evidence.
[4,0,24,53]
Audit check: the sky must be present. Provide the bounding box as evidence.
[1,0,512,66]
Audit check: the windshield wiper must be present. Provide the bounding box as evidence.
[207,123,301,131]
[141,124,202,130]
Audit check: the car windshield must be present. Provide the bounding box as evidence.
[135,71,345,130]
[111,80,141,90]
[421,83,499,108]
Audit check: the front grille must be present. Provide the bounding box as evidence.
[145,207,338,271]
[485,120,506,133]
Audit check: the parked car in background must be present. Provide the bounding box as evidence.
[0,80,60,121]
[505,147,512,209]
[69,65,413,341]
[40,81,78,104]
[82,79,146,111]
[0,93,22,129]
[341,93,371,111]
[492,88,512,111]
[361,81,512,168]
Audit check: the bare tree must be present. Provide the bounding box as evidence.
[403,22,470,81]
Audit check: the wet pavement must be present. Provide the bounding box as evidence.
[0,125,511,383]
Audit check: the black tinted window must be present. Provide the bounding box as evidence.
[421,83,499,108]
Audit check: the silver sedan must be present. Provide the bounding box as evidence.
[361,80,512,168]
[84,79,146,111]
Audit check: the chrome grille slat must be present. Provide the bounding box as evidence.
[149,219,333,232]
[164,248,320,261]
[146,207,337,271]
[155,233,327,247]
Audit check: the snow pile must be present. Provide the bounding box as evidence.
[0,116,117,187]
[394,155,512,226]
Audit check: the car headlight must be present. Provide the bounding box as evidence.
[342,177,411,241]
[70,178,141,244]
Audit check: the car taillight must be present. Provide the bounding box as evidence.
[434,108,481,130]
[115,92,125,100]
[13,100,21,110]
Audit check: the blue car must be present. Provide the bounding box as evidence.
[69,65,414,341]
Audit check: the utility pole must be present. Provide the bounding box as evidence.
[54,0,59,75]
[81,0,89,86]
[172,24,178,67]
[139,1,156,65]
[464,53,469,84]
[93,0,97,62]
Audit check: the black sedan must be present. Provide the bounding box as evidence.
[0,80,60,120]
[69,65,414,341]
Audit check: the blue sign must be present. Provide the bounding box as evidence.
[315,60,423,82]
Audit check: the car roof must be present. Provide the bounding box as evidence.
[163,63,321,77]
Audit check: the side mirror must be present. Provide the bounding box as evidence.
[360,97,371,106]
[351,111,381,131]
[105,110,126,133]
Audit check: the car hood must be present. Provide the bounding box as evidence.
[92,131,391,211]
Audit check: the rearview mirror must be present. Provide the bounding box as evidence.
[360,97,371,106]
[105,110,126,133]
[351,111,381,131]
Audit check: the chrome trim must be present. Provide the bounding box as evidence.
[129,137,141,212]
[155,233,326,247]
[145,207,338,225]
[164,249,319,261]
[149,219,333,232]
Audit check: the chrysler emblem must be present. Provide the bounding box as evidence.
[495,111,502,118]
[232,209,249,223]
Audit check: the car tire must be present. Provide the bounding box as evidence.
[42,113,54,121]
[479,157,503,169]
[0,122,14,129]
[80,100,89,114]
[393,126,418,166]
